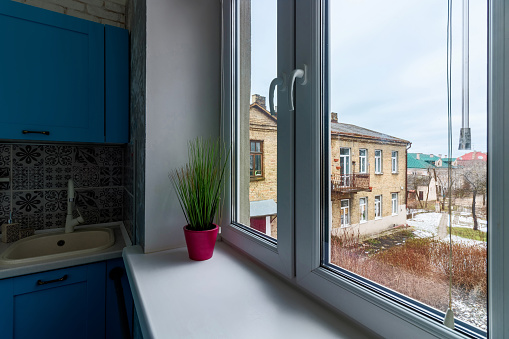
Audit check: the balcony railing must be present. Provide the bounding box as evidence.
[331,173,370,194]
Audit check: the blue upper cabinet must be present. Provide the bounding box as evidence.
[0,1,128,143]
[105,26,129,143]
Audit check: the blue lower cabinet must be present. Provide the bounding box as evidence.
[0,259,133,339]
[106,258,134,339]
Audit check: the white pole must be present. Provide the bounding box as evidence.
[459,0,471,150]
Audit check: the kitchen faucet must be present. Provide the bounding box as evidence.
[65,179,85,233]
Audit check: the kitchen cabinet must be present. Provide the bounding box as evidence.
[0,259,133,339]
[0,1,128,143]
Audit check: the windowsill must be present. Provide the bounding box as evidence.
[250,176,265,181]
[359,220,367,224]
[374,172,383,175]
[123,242,374,339]
[391,172,398,174]
[374,217,382,220]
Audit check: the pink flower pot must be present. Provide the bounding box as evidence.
[183,224,219,261]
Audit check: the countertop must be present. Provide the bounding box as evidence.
[0,222,131,279]
[123,241,377,339]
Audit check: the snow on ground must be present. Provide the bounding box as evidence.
[408,212,486,246]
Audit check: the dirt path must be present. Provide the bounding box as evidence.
[437,212,448,239]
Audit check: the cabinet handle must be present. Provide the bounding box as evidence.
[37,274,68,285]
[22,130,50,136]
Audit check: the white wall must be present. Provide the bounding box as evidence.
[144,0,220,253]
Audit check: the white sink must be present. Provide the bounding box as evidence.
[0,228,115,265]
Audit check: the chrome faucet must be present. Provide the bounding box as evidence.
[65,179,85,233]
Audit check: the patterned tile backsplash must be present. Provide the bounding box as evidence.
[0,143,125,231]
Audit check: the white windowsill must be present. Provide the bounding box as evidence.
[123,242,375,339]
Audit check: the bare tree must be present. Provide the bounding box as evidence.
[461,160,487,231]
[435,168,459,211]
[408,171,431,208]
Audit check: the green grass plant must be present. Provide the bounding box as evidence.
[451,227,487,241]
[170,137,229,231]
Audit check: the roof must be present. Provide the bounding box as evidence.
[250,103,277,122]
[457,151,487,161]
[250,199,277,217]
[407,156,433,169]
[331,122,410,145]
[407,153,457,169]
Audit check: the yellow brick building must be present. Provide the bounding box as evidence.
[248,96,410,238]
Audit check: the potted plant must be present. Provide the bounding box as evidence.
[170,137,229,261]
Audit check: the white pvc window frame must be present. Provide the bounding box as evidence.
[391,193,397,216]
[220,0,294,278]
[359,148,367,173]
[374,149,382,174]
[222,0,507,337]
[359,197,367,223]
[391,150,398,173]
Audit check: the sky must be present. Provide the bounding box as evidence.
[250,0,488,158]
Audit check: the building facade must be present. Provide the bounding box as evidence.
[248,95,410,238]
[330,114,410,236]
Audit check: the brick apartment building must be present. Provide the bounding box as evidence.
[249,95,410,237]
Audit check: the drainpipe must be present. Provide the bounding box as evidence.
[405,143,412,208]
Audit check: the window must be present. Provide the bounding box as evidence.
[359,149,367,173]
[391,151,398,173]
[359,197,367,223]
[374,150,382,174]
[391,193,397,215]
[374,195,382,219]
[340,199,350,227]
[250,140,263,178]
[222,0,504,337]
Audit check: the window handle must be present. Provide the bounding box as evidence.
[269,73,286,116]
[289,65,307,111]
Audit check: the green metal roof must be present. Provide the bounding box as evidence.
[407,153,457,169]
[407,155,433,169]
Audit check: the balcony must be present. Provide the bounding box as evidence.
[331,173,371,195]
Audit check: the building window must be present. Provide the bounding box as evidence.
[375,195,382,219]
[391,193,398,215]
[359,197,367,223]
[391,151,398,173]
[374,150,382,174]
[359,149,367,173]
[250,140,263,178]
[340,199,350,227]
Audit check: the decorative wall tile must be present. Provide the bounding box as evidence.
[13,191,44,214]
[98,146,123,166]
[0,167,9,191]
[44,190,67,213]
[44,166,73,189]
[1,143,125,232]
[44,146,73,166]
[0,192,10,225]
[0,145,10,191]
[28,214,45,230]
[75,147,98,166]
[100,208,122,223]
[0,145,10,167]
[80,209,100,225]
[44,213,65,229]
[76,189,100,210]
[100,166,123,186]
[99,187,123,208]
[73,166,100,187]
[12,166,29,190]
[12,145,44,166]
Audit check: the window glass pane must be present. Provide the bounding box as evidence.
[325,0,488,332]
[236,0,278,239]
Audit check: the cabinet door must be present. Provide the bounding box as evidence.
[106,258,134,339]
[105,26,129,144]
[2,262,106,339]
[0,1,104,143]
